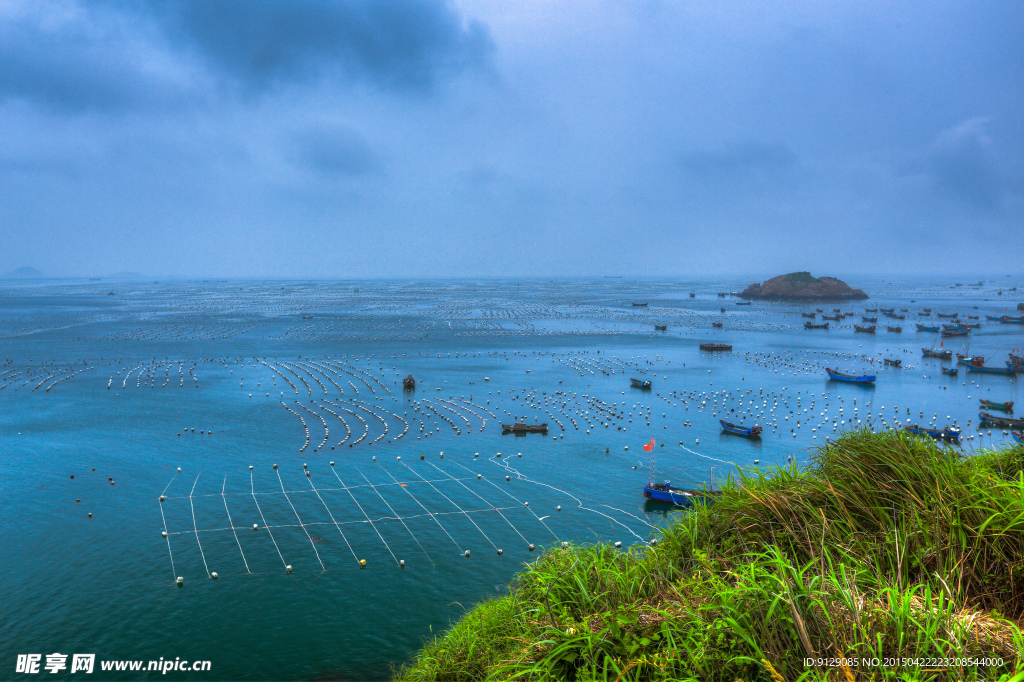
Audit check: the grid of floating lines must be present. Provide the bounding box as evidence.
[156,452,656,582]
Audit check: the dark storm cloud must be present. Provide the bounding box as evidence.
[159,0,494,91]
[291,125,376,175]
[0,4,189,112]
[907,117,1021,212]
[0,0,492,112]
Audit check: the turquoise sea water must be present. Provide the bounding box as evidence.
[0,277,1021,680]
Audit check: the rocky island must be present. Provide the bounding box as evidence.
[740,271,868,301]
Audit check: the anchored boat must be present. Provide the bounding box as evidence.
[804,321,829,330]
[630,377,652,389]
[979,399,1014,412]
[979,413,1024,428]
[826,368,876,383]
[719,420,763,437]
[854,324,876,333]
[904,424,962,443]
[643,482,721,506]
[922,348,952,359]
[501,422,548,433]
[941,367,958,376]
[916,324,940,332]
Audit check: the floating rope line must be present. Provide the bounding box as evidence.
[677,443,736,466]
[425,461,529,545]
[489,459,648,543]
[163,505,523,537]
[159,476,177,580]
[402,461,498,551]
[161,474,477,500]
[358,471,434,566]
[328,466,399,566]
[161,470,178,496]
[221,476,250,574]
[374,460,463,553]
[444,458,559,542]
[275,467,326,571]
[250,468,287,569]
[189,474,211,577]
[304,468,360,566]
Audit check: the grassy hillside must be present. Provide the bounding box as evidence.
[394,429,1024,681]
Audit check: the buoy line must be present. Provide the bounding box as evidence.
[357,471,434,566]
[250,468,288,570]
[373,460,464,554]
[303,468,360,567]
[328,466,399,567]
[444,458,560,543]
[489,458,648,543]
[221,476,251,574]
[189,473,212,578]
[402,461,498,552]
[274,467,327,572]
[425,460,529,546]
[158,478,177,580]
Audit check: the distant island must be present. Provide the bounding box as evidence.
[740,271,868,301]
[1,266,46,279]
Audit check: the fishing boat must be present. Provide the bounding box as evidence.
[957,353,983,366]
[885,313,906,320]
[501,422,549,433]
[711,322,723,328]
[922,348,952,359]
[630,378,652,389]
[922,308,932,313]
[967,364,1012,374]
[699,343,732,351]
[631,302,649,307]
[1000,316,1024,324]
[986,315,1003,321]
[403,374,416,390]
[904,424,962,443]
[941,367,958,376]
[854,324,876,333]
[643,482,721,506]
[826,368,876,383]
[864,308,878,312]
[804,321,829,330]
[979,399,1014,412]
[942,324,967,330]
[879,308,895,314]
[654,325,667,331]
[916,324,940,332]
[815,308,823,313]
[862,316,878,323]
[1012,432,1023,444]
[801,312,816,318]
[936,312,959,318]
[1009,352,1023,366]
[735,301,751,306]
[1007,362,1024,373]
[979,413,1024,428]
[886,326,902,333]
[822,314,841,321]
[941,328,969,337]
[883,358,901,367]
[719,420,763,437]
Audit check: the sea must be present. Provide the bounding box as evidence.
[0,276,1021,680]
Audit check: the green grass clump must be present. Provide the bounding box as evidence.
[394,430,1024,681]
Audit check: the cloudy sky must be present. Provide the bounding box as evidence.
[1,0,1021,278]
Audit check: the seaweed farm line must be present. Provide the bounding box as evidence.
[1,276,1021,681]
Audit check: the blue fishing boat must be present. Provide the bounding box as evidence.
[862,316,877,323]
[941,367,958,376]
[967,364,1012,374]
[916,324,940,332]
[1012,432,1023,444]
[853,324,876,333]
[879,308,895,314]
[986,315,1003,321]
[719,420,763,437]
[826,368,876,383]
[922,348,952,359]
[941,328,969,337]
[804,321,829,329]
[1001,316,1024,323]
[885,313,906,320]
[630,377,652,389]
[643,482,720,506]
[980,413,1024,428]
[904,424,962,444]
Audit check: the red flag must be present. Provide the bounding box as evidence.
[940,341,944,347]
[643,438,655,451]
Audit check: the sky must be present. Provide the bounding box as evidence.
[1,0,1022,279]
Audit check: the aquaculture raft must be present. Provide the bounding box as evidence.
[501,422,548,433]
[700,343,732,351]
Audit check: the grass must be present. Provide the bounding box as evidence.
[393,429,1024,681]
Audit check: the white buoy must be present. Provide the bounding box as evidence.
[177,467,181,472]
[286,565,292,573]
[614,541,622,548]
[176,577,183,586]
[524,501,529,507]
[562,542,569,549]
[400,560,405,568]
[497,549,503,555]
[557,505,562,511]
[506,475,510,481]
[529,544,536,551]
[464,550,470,558]
[330,461,335,466]
[273,464,278,469]
[249,465,253,470]
[253,524,258,530]
[159,495,165,502]
[162,531,167,537]
[211,572,218,579]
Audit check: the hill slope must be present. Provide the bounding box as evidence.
[740,271,868,300]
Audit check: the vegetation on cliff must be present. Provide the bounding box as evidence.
[395,430,1024,681]
[741,272,868,301]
